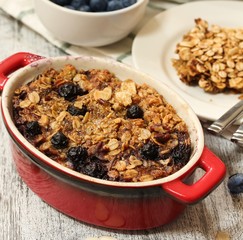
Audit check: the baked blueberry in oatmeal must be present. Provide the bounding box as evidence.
[12,64,191,182]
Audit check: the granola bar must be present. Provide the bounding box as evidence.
[172,18,243,99]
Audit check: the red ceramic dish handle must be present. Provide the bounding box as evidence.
[0,52,44,91]
[162,146,226,204]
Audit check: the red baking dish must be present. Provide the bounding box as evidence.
[0,52,226,230]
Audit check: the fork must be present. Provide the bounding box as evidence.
[207,100,243,146]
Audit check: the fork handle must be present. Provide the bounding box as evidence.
[208,100,243,134]
[231,124,243,146]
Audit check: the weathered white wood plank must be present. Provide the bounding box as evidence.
[0,9,243,240]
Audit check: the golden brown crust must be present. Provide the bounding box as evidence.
[12,64,191,182]
[172,18,243,98]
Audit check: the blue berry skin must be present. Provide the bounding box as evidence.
[126,105,144,119]
[122,0,136,7]
[228,173,243,194]
[81,156,108,179]
[79,5,91,12]
[67,146,88,163]
[51,132,69,149]
[67,104,87,116]
[89,0,107,12]
[52,0,136,12]
[58,83,78,101]
[26,121,42,137]
[140,142,159,160]
[107,1,123,11]
[51,0,72,6]
[70,0,87,9]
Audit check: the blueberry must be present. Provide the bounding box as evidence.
[82,161,95,175]
[140,142,159,160]
[171,143,191,164]
[171,133,191,165]
[67,104,87,116]
[51,131,68,149]
[107,0,123,11]
[228,173,243,194]
[26,121,42,137]
[81,157,107,179]
[67,146,88,163]
[89,0,107,12]
[58,83,78,101]
[70,0,86,9]
[79,4,91,12]
[122,0,136,7]
[126,105,144,119]
[51,0,72,6]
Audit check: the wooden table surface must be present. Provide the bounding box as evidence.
[0,8,243,240]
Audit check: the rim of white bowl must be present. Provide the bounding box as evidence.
[1,55,204,188]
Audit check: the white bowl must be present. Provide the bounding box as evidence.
[34,0,148,47]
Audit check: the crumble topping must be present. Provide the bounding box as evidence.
[12,64,191,182]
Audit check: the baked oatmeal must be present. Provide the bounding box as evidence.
[12,64,191,182]
[172,18,243,99]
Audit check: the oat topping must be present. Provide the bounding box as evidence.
[12,64,191,182]
[172,18,243,99]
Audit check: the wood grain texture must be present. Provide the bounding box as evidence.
[0,9,243,240]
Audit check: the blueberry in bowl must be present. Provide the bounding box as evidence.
[51,0,138,12]
[34,0,148,47]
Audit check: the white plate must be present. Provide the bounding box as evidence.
[132,1,243,121]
